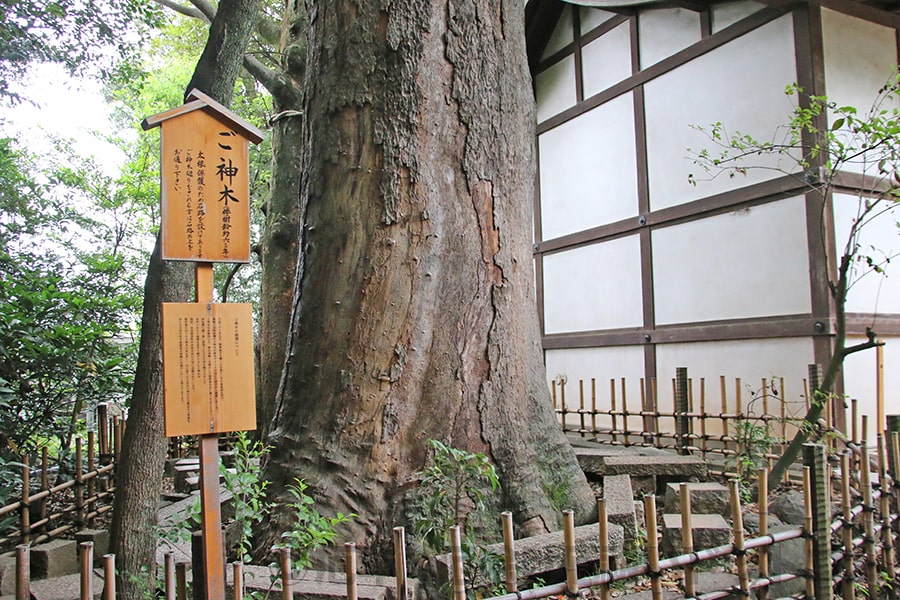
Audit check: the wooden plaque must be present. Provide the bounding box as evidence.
[159,109,252,262]
[162,302,256,436]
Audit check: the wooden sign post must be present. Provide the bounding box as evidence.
[143,90,264,600]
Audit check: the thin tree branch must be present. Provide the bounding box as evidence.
[221,264,242,303]
[154,0,208,21]
[243,54,300,108]
[186,0,217,21]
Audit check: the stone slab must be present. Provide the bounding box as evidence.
[242,567,412,600]
[660,513,731,557]
[74,530,110,564]
[30,539,79,579]
[602,475,637,543]
[430,522,625,592]
[663,482,729,516]
[600,455,707,478]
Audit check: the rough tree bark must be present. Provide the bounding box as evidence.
[260,0,595,572]
[109,1,259,596]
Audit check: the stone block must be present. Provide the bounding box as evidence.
[75,529,110,564]
[602,475,637,543]
[601,455,707,479]
[0,551,15,596]
[30,539,79,579]
[428,522,625,592]
[660,513,731,557]
[663,482,729,516]
[768,525,807,598]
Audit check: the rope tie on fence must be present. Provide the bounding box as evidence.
[729,586,751,597]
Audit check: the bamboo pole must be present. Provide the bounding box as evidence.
[233,563,243,600]
[20,456,30,545]
[720,376,729,456]
[757,468,769,600]
[579,380,586,437]
[679,484,695,599]
[563,510,578,597]
[591,379,597,437]
[728,480,749,596]
[560,379,567,433]
[394,526,408,600]
[176,563,188,600]
[877,342,885,436]
[675,368,690,456]
[621,378,629,446]
[75,438,84,526]
[860,440,878,595]
[102,554,115,600]
[39,448,48,535]
[15,544,29,600]
[280,547,292,600]
[700,378,708,461]
[644,495,661,600]
[501,511,517,593]
[610,379,617,445]
[79,542,93,600]
[840,454,855,600]
[597,500,609,600]
[165,553,176,600]
[87,431,95,525]
[450,526,466,600]
[346,543,358,600]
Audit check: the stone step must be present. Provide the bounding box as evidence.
[660,513,731,557]
[602,474,638,543]
[429,522,625,593]
[242,566,407,600]
[663,481,729,516]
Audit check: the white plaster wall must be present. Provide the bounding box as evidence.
[544,5,574,58]
[545,346,646,434]
[538,94,639,239]
[832,192,900,315]
[644,15,799,211]
[655,338,815,437]
[582,22,633,98]
[580,7,617,34]
[536,56,577,124]
[711,1,765,33]
[843,336,899,444]
[543,235,643,333]
[652,197,811,324]
[638,8,701,69]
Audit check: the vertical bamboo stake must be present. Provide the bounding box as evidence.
[15,544,29,600]
[102,554,115,600]
[892,431,900,515]
[597,500,609,600]
[79,542,94,600]
[450,526,466,600]
[165,553,176,600]
[720,376,729,456]
[560,379,567,433]
[501,512,517,593]
[563,510,578,597]
[803,466,815,599]
[644,496,661,600]
[675,368,690,456]
[591,378,597,437]
[87,430,96,524]
[877,342,885,436]
[860,440,878,595]
[75,438,84,526]
[779,378,787,461]
[394,527,408,600]
[804,444,834,600]
[579,380,586,436]
[233,563,243,600]
[680,484,695,599]
[38,447,48,535]
[345,543,358,600]
[20,457,29,545]
[852,400,859,448]
[551,379,557,411]
[279,547,292,600]
[728,480,749,596]
[881,491,895,579]
[651,377,660,447]
[610,379,617,445]
[700,378,708,461]
[621,378,630,446]
[840,454,855,600]
[757,469,769,600]
[176,563,188,600]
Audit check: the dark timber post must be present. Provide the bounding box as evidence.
[804,443,833,600]
[886,415,900,480]
[675,367,691,455]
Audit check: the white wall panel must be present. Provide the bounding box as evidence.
[545,346,645,433]
[544,5,574,58]
[653,197,811,324]
[711,1,765,33]
[843,336,899,444]
[822,9,898,175]
[580,7,617,34]
[655,338,814,436]
[832,193,900,314]
[536,56,577,123]
[644,15,799,210]
[582,22,633,98]
[638,8,701,69]
[543,235,643,333]
[538,95,639,239]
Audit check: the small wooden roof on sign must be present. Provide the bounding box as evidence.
[140,88,265,144]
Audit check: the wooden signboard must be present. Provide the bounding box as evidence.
[161,302,257,436]
[143,90,264,263]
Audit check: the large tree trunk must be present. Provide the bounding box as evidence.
[261,0,594,572]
